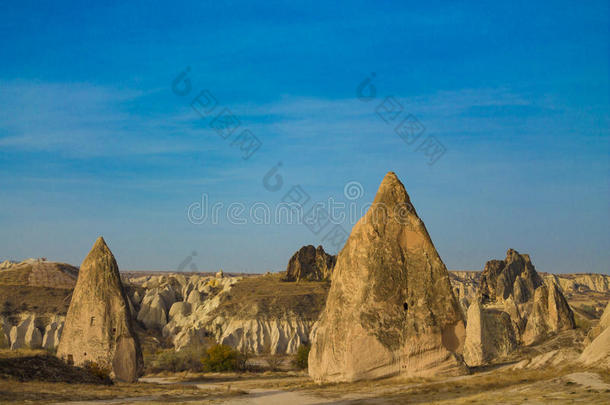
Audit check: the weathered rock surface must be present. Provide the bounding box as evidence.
[284,245,336,282]
[9,314,42,349]
[137,293,168,329]
[214,316,311,354]
[586,300,610,343]
[579,324,610,368]
[579,301,610,368]
[56,237,143,382]
[463,300,517,366]
[547,273,610,294]
[169,302,191,320]
[473,249,575,349]
[450,271,610,306]
[309,172,466,382]
[42,318,64,350]
[522,282,576,345]
[479,250,543,304]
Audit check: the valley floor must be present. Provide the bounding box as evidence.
[2,365,609,404]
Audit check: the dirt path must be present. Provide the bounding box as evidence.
[139,376,338,405]
[564,372,610,391]
[220,388,336,405]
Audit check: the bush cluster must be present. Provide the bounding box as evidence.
[146,347,205,373]
[201,344,246,372]
[292,343,310,370]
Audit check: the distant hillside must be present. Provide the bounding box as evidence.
[0,260,78,317]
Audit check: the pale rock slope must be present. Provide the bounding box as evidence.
[579,301,610,368]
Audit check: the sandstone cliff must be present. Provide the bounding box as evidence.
[309,172,466,382]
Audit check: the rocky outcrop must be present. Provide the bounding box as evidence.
[56,237,143,382]
[546,274,610,294]
[137,293,168,329]
[522,282,576,345]
[586,300,610,343]
[9,314,42,349]
[309,172,466,382]
[213,316,312,354]
[284,245,336,282]
[160,276,243,351]
[42,318,64,350]
[0,260,16,269]
[479,250,543,304]
[579,301,610,368]
[473,249,575,349]
[463,300,517,367]
[169,302,191,320]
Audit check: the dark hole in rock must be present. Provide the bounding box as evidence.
[403,302,408,311]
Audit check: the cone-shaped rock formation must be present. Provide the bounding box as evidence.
[57,237,143,382]
[308,172,466,382]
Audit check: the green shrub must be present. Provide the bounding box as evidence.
[147,348,205,373]
[292,343,310,370]
[202,344,245,372]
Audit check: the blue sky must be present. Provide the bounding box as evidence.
[0,1,608,274]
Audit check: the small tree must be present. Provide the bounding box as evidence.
[266,355,283,371]
[293,343,310,370]
[202,344,244,372]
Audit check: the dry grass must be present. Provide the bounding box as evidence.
[219,366,610,404]
[212,273,330,320]
[0,379,244,403]
[0,285,71,317]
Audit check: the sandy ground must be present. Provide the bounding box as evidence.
[134,368,610,405]
[3,366,608,404]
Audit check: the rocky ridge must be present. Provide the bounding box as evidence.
[463,249,576,366]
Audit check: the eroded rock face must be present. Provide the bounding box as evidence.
[137,293,168,329]
[309,172,466,382]
[284,245,336,282]
[479,250,543,304]
[579,301,610,368]
[473,249,575,349]
[56,237,143,382]
[463,300,517,367]
[42,320,63,350]
[586,300,610,343]
[522,282,576,345]
[10,314,42,350]
[214,316,312,355]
